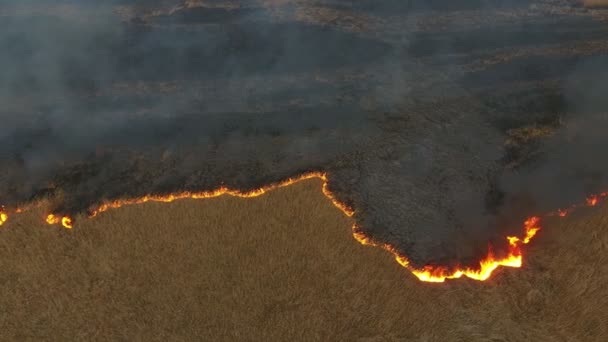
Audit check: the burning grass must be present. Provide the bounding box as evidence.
[3,172,544,283]
[0,178,607,340]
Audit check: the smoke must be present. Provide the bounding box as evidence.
[499,55,608,214]
[0,2,384,184]
[1,0,608,269]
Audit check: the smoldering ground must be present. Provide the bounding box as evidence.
[1,0,608,269]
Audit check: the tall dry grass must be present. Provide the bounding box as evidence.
[583,0,608,8]
[0,179,606,341]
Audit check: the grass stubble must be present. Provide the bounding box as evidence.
[0,179,606,341]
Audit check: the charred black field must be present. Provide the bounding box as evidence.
[2,0,608,270]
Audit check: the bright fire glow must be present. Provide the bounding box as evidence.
[87,172,354,218]
[46,214,73,229]
[0,212,7,226]
[354,216,541,283]
[1,171,607,283]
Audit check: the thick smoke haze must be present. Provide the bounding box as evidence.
[500,55,608,213]
[1,0,607,268]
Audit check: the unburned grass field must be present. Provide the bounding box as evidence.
[0,179,607,341]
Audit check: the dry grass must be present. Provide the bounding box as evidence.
[583,0,608,8]
[0,179,607,341]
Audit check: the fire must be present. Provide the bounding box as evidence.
[87,172,354,219]
[549,191,608,218]
[0,211,7,226]
[48,172,353,233]
[0,171,607,283]
[355,216,541,283]
[46,214,73,229]
[62,216,73,229]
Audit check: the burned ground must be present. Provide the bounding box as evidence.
[1,0,608,268]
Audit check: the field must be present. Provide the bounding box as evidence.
[1,1,608,340]
[3,0,608,267]
[584,0,608,8]
[1,178,606,341]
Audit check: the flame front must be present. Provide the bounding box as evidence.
[406,217,540,282]
[352,214,541,283]
[0,171,606,283]
[87,172,354,219]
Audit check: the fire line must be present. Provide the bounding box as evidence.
[0,172,605,283]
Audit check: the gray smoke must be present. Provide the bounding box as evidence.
[500,55,608,213]
[1,0,607,269]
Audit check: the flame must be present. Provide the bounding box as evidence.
[46,214,73,229]
[87,172,354,219]
[48,172,352,233]
[354,216,541,283]
[1,171,607,283]
[0,211,7,226]
[61,216,73,229]
[549,191,608,218]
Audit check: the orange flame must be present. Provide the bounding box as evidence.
[353,216,541,283]
[46,214,73,229]
[549,191,608,218]
[0,211,7,226]
[0,172,606,283]
[87,172,354,219]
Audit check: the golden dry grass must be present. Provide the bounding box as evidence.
[583,0,608,8]
[0,179,607,341]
